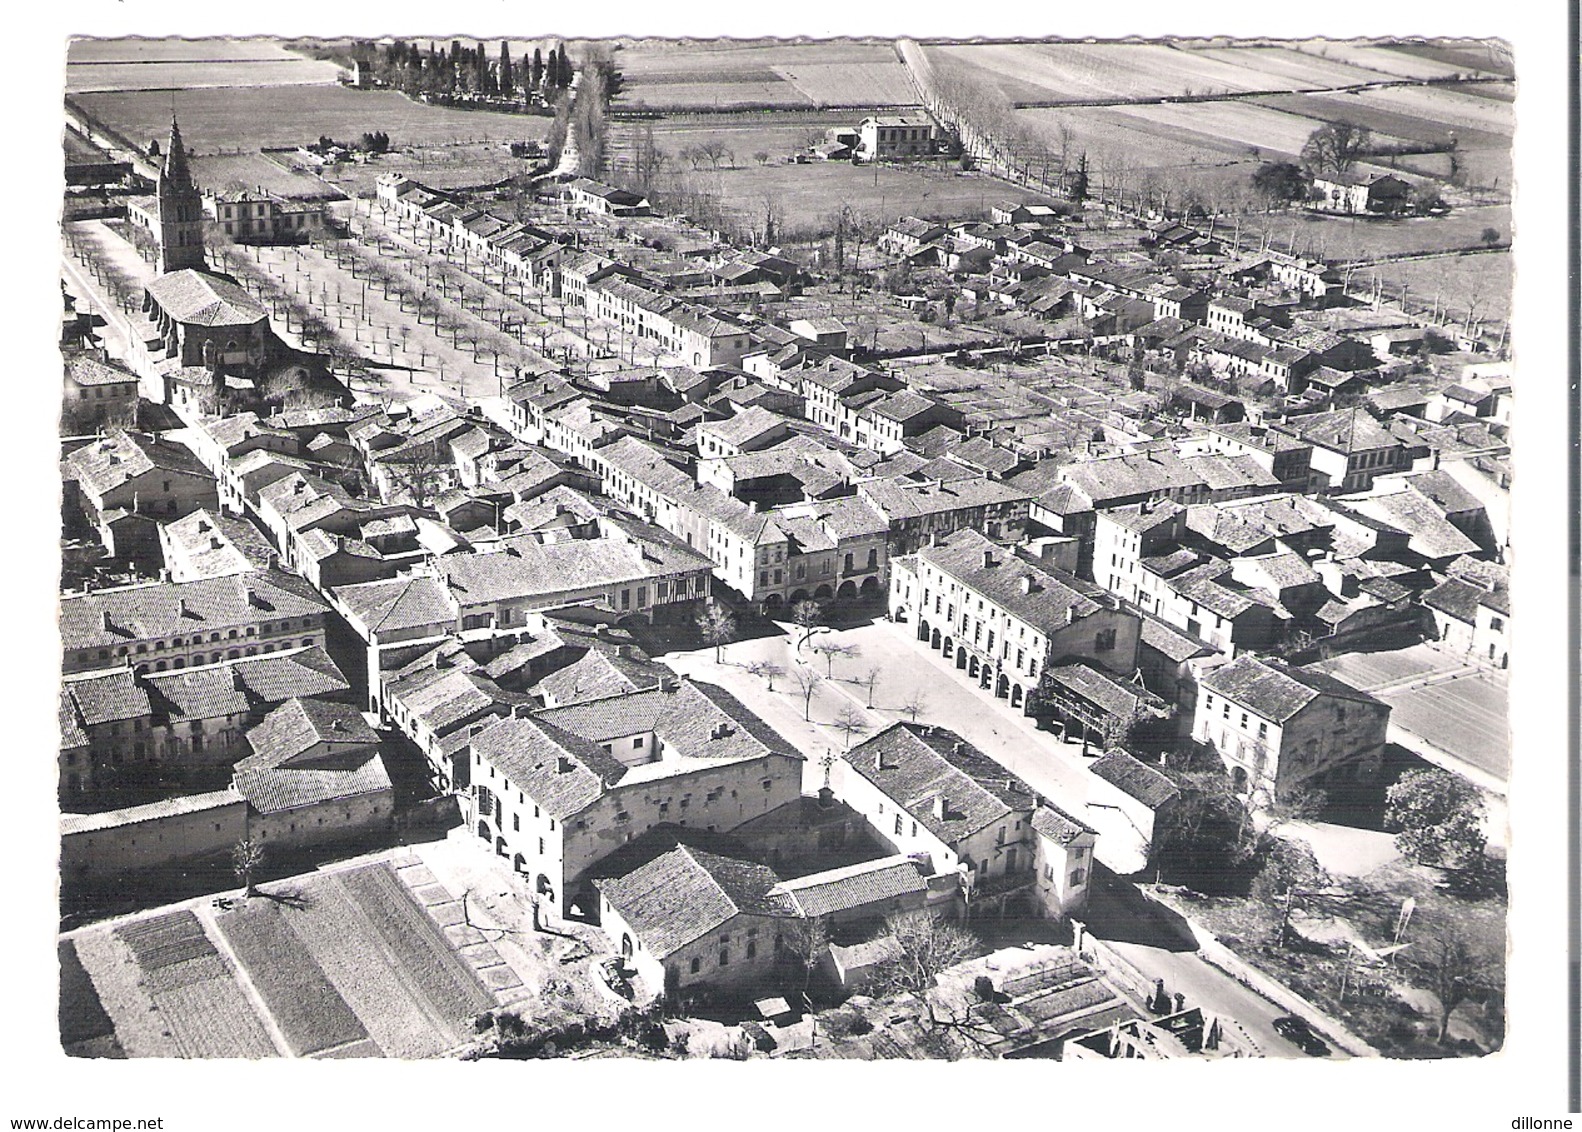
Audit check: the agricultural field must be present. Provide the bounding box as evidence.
[1242,203,1512,263]
[64,859,509,1059]
[212,861,497,1058]
[65,60,344,94]
[924,41,1388,106]
[610,110,861,170]
[659,160,1003,237]
[1286,40,1505,82]
[64,910,279,1059]
[612,39,917,110]
[1362,250,1512,324]
[191,153,345,201]
[68,37,313,64]
[74,86,549,155]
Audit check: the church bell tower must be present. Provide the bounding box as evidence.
[155,114,206,275]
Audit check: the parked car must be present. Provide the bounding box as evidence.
[1273,1015,1331,1057]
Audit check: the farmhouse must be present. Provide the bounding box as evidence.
[1311,172,1412,216]
[857,114,942,160]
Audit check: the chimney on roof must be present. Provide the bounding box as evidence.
[658,675,678,692]
[710,722,732,740]
[294,479,306,494]
[1065,606,1076,625]
[557,755,574,774]
[874,749,889,772]
[100,610,112,631]
[1020,575,1033,595]
[933,794,949,820]
[512,703,532,719]
[982,549,995,569]
[178,598,192,618]
[210,536,223,550]
[952,741,963,756]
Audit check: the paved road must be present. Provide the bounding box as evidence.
[1081,878,1331,1059]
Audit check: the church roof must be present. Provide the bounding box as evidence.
[146,270,268,327]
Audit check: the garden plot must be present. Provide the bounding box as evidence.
[82,910,280,1059]
[273,874,464,1057]
[216,899,371,1056]
[58,940,123,1058]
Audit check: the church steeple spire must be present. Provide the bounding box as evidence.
[161,114,194,192]
[154,111,205,275]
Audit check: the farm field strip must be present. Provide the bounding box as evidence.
[68,37,310,64]
[1181,45,1412,91]
[216,900,370,1056]
[1389,41,1513,79]
[58,940,120,1052]
[67,929,184,1057]
[151,978,279,1059]
[66,60,343,94]
[285,874,462,1057]
[1113,101,1416,160]
[926,41,1391,106]
[338,863,496,1022]
[1288,42,1499,82]
[74,87,550,153]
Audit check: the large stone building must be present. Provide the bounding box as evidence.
[1194,655,1389,799]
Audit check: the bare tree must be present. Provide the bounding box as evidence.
[789,599,825,648]
[1410,933,1496,1045]
[746,660,784,692]
[810,640,854,679]
[790,665,823,721]
[858,665,883,708]
[869,910,982,997]
[900,690,929,723]
[832,703,869,751]
[232,838,265,898]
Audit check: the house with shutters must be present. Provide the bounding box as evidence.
[840,723,1096,920]
[1195,655,1388,799]
[450,677,804,914]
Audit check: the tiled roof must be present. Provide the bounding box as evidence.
[858,476,1031,522]
[1030,803,1097,845]
[145,269,267,326]
[243,697,379,765]
[1139,616,1212,662]
[534,650,668,707]
[66,432,213,500]
[63,788,243,835]
[1203,655,1383,722]
[1042,662,1165,721]
[141,646,349,722]
[1348,491,1479,561]
[1423,576,1508,621]
[64,669,151,726]
[915,529,1104,637]
[59,689,89,750]
[437,533,711,607]
[465,713,628,818]
[60,572,329,653]
[234,742,390,815]
[65,354,139,387]
[768,855,927,919]
[597,845,789,959]
[538,679,800,768]
[337,575,456,635]
[1278,408,1400,456]
[1088,750,1180,809]
[845,723,1037,844]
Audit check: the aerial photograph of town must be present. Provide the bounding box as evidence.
[53,29,1520,1067]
